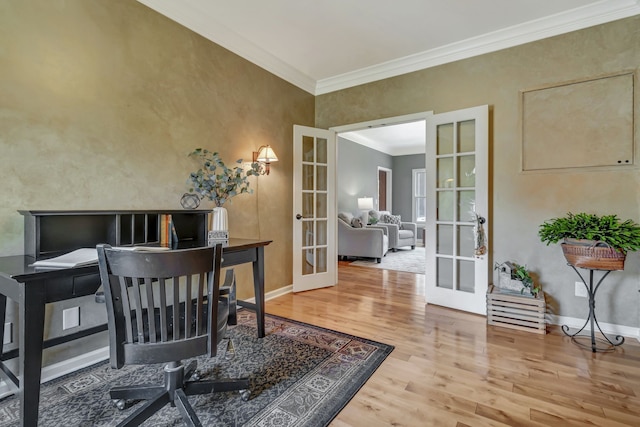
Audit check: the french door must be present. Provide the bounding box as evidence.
[425,105,489,314]
[292,125,337,292]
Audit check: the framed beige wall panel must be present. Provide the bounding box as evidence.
[521,72,634,171]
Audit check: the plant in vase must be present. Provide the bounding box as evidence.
[187,148,261,233]
[538,212,640,270]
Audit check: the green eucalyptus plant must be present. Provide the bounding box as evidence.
[187,148,261,207]
[538,212,640,253]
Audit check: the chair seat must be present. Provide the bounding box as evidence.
[398,229,414,239]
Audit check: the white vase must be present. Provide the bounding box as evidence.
[211,207,228,231]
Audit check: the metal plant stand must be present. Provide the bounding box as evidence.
[561,265,624,352]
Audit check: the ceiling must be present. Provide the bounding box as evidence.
[137,0,639,154]
[138,0,639,96]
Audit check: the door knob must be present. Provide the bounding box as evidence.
[296,214,302,220]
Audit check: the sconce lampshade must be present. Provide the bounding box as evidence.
[256,145,278,163]
[357,197,374,210]
[253,145,278,175]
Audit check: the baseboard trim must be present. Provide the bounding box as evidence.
[0,346,110,399]
[547,314,640,342]
[242,284,293,304]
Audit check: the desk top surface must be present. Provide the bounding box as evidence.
[0,238,272,283]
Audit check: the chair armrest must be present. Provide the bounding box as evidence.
[375,223,399,244]
[366,225,388,236]
[400,222,417,234]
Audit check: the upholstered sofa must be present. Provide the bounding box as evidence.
[338,212,389,263]
[368,210,417,252]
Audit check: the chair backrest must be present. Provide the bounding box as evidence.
[96,244,224,369]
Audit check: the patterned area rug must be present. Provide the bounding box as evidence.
[349,246,425,274]
[0,312,393,427]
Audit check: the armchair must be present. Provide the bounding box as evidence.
[369,210,417,252]
[338,212,388,263]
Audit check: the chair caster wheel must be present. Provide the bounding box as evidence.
[112,399,127,410]
[240,389,251,401]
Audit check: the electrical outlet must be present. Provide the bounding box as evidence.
[3,322,11,344]
[575,281,588,298]
[63,307,80,330]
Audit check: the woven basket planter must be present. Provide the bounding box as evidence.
[561,240,626,271]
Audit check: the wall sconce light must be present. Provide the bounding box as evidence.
[253,145,279,175]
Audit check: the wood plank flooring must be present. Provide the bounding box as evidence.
[265,263,640,427]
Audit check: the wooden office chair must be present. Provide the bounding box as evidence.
[96,244,250,427]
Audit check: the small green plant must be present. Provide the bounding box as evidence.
[538,212,640,253]
[187,148,261,207]
[494,262,540,296]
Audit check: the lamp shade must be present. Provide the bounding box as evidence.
[256,145,278,163]
[357,197,374,210]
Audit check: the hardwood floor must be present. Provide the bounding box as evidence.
[265,263,640,427]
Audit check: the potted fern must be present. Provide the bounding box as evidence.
[538,212,640,270]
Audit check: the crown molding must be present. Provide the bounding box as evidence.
[139,0,640,96]
[315,0,640,95]
[137,0,317,94]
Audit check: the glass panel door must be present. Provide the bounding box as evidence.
[293,126,336,292]
[426,106,489,314]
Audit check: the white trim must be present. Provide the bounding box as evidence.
[0,346,110,399]
[242,284,294,304]
[315,0,640,94]
[139,1,640,96]
[137,0,316,94]
[548,314,640,342]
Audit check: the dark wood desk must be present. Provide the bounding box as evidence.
[0,237,271,427]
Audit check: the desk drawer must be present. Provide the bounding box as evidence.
[46,273,101,303]
[222,249,257,267]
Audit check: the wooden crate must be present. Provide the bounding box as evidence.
[487,284,546,334]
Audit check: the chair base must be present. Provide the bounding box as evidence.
[111,360,250,427]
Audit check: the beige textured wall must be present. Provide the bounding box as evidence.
[317,16,640,327]
[0,0,313,363]
[0,0,313,291]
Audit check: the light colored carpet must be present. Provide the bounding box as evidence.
[349,246,425,274]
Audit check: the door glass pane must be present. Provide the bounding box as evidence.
[316,248,327,273]
[302,193,314,218]
[437,225,453,255]
[302,249,314,275]
[316,220,327,245]
[317,165,327,191]
[437,191,454,221]
[437,123,454,155]
[458,155,475,187]
[437,257,453,289]
[317,138,327,163]
[302,136,314,162]
[458,260,475,293]
[457,190,475,222]
[303,164,314,191]
[458,120,475,153]
[316,193,327,219]
[437,158,454,188]
[458,225,475,257]
[302,221,313,247]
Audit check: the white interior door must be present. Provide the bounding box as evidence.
[293,125,337,292]
[425,105,489,314]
